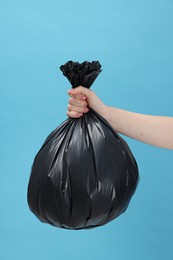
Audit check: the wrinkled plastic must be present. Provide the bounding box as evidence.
[27,61,139,230]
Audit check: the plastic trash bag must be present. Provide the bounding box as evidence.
[27,61,139,230]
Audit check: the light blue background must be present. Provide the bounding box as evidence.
[0,0,173,259]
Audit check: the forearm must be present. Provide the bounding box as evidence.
[67,86,173,150]
[102,106,173,150]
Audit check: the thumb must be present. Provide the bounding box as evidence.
[68,86,92,98]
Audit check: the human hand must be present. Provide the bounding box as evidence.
[67,86,108,118]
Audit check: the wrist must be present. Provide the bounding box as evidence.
[99,104,110,120]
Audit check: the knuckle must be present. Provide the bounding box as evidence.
[66,111,70,116]
[83,108,88,113]
[79,100,86,107]
[80,86,85,91]
[73,111,81,118]
[69,98,74,104]
[78,107,83,112]
[74,111,79,116]
[76,106,81,111]
[67,110,76,118]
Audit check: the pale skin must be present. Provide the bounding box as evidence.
[67,86,173,150]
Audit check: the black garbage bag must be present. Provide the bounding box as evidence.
[27,61,139,230]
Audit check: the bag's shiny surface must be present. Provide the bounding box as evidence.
[27,61,139,230]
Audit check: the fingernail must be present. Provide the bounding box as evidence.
[68,90,72,94]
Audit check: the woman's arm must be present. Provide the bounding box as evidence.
[67,86,173,150]
[103,107,173,149]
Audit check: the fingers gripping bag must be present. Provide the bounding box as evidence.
[27,61,139,230]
